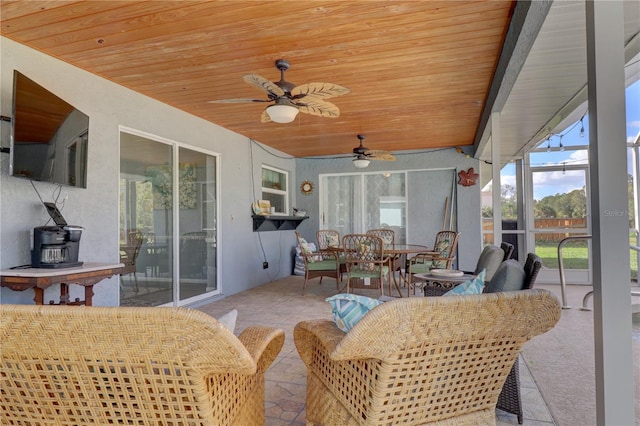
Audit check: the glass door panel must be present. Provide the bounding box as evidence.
[321,175,362,236]
[364,173,406,243]
[120,133,174,306]
[178,147,218,303]
[530,167,591,283]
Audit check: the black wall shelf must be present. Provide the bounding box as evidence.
[252,215,308,232]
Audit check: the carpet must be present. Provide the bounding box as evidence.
[522,284,640,425]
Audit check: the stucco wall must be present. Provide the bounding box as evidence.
[0,37,483,305]
[0,37,296,306]
[294,150,483,272]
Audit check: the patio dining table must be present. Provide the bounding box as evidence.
[327,243,435,297]
[383,244,436,297]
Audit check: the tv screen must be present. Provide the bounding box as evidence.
[10,70,88,188]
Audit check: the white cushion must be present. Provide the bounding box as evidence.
[217,309,237,332]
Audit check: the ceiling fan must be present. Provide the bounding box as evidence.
[209,59,349,123]
[352,134,396,168]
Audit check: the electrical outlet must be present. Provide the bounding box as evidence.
[263,261,269,269]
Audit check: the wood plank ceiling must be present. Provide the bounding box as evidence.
[0,1,515,158]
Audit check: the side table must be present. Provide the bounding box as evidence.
[0,262,124,306]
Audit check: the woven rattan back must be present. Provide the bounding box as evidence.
[295,289,561,425]
[316,229,341,250]
[1,304,284,425]
[342,233,385,274]
[366,228,395,248]
[433,230,459,258]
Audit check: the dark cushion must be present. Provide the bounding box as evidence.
[474,245,504,280]
[486,259,525,293]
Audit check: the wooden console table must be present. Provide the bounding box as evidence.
[0,262,124,306]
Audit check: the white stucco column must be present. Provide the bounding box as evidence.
[585,1,635,424]
[491,112,502,247]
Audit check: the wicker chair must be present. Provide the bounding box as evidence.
[366,228,402,267]
[342,234,390,297]
[317,229,346,278]
[407,230,460,294]
[119,229,144,292]
[296,231,341,295]
[0,304,284,425]
[495,252,543,424]
[294,289,560,425]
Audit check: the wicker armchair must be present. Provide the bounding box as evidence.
[408,230,460,294]
[296,231,341,295]
[495,252,543,424]
[294,289,560,425]
[342,233,390,296]
[366,228,403,275]
[317,229,347,278]
[0,304,285,425]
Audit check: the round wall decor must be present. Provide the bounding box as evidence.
[300,180,314,195]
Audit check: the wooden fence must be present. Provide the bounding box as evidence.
[482,218,587,243]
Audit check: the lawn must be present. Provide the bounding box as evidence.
[535,239,638,280]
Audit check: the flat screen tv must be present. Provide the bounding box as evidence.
[10,70,88,188]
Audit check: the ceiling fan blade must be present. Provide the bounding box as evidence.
[297,97,340,118]
[243,74,285,97]
[365,150,396,161]
[208,98,270,103]
[291,82,350,99]
[260,109,272,123]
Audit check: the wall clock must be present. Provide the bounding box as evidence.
[300,180,314,195]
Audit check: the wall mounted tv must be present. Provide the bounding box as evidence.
[10,70,88,188]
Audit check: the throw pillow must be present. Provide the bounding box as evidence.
[299,239,321,263]
[326,293,382,332]
[355,240,376,271]
[486,260,526,293]
[431,238,452,269]
[217,309,238,332]
[443,269,486,296]
[325,233,340,248]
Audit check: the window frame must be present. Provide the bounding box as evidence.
[261,165,289,215]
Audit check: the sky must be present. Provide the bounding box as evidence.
[484,79,640,201]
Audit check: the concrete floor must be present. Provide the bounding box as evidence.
[196,275,555,425]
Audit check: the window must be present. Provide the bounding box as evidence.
[261,165,289,214]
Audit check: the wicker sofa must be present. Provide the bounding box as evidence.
[0,304,285,425]
[294,289,560,425]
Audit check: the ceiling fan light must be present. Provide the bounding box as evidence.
[266,104,299,123]
[353,158,370,168]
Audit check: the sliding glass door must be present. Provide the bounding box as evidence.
[119,131,219,306]
[320,169,456,248]
[321,173,407,241]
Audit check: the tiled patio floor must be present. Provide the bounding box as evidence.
[196,275,554,425]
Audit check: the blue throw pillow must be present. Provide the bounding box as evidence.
[326,293,382,332]
[443,269,486,296]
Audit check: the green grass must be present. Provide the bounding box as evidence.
[535,239,638,280]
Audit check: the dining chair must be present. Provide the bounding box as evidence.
[316,229,341,251]
[316,229,346,279]
[342,234,390,297]
[119,230,144,292]
[366,228,402,291]
[407,230,460,294]
[295,231,340,295]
